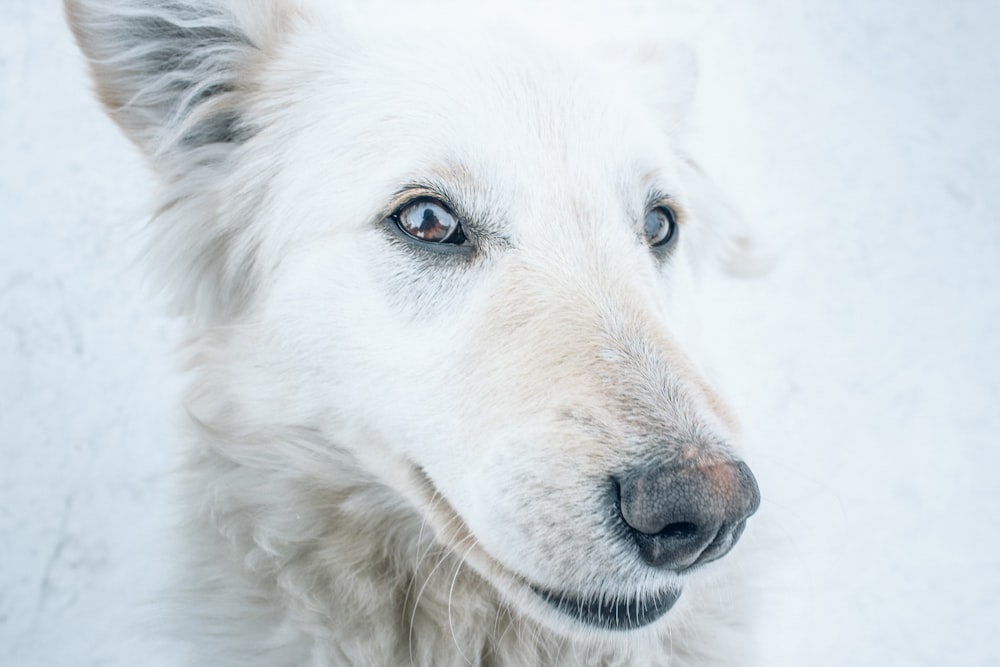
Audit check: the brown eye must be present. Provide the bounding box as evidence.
[644,205,677,247]
[394,198,466,245]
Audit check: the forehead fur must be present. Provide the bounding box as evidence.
[248,15,687,250]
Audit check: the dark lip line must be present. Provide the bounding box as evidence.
[530,584,682,631]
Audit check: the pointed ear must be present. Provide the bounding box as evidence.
[64,0,306,323]
[599,39,700,134]
[64,0,300,168]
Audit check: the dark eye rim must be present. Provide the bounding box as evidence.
[646,204,679,248]
[390,196,469,248]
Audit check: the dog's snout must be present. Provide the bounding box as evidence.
[616,460,760,572]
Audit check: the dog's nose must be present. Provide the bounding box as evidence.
[616,460,760,571]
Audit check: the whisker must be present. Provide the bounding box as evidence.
[406,507,468,662]
[446,536,480,666]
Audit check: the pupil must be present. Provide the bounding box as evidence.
[419,207,440,232]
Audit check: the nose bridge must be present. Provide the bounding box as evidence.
[584,274,737,446]
[466,226,736,443]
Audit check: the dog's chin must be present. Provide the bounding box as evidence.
[529,584,682,632]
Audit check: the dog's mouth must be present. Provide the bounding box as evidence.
[395,461,682,632]
[530,584,681,631]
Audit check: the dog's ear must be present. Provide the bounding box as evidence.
[65,0,307,322]
[634,41,700,135]
[598,39,700,134]
[64,0,300,169]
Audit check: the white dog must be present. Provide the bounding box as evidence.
[67,1,762,664]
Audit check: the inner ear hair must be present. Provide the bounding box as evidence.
[64,0,278,163]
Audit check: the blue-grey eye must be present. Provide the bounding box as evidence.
[394,198,466,244]
[644,206,677,247]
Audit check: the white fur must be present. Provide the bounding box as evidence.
[67,1,760,664]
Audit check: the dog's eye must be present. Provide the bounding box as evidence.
[644,206,678,247]
[393,198,467,245]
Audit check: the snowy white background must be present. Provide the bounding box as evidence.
[2,1,999,665]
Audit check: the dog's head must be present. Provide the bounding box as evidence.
[69,0,759,639]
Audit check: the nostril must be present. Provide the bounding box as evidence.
[658,521,699,541]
